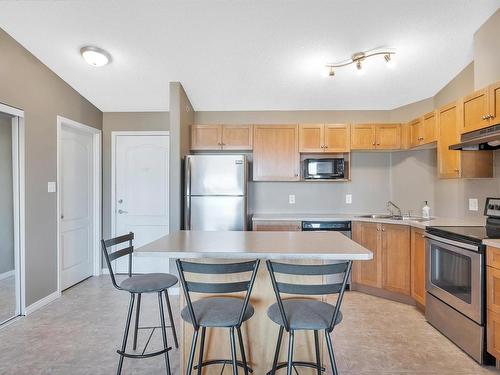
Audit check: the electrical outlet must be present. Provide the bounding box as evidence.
[288,194,295,204]
[346,194,352,204]
[47,181,57,193]
[469,198,478,211]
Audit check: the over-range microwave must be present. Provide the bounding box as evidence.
[303,158,345,179]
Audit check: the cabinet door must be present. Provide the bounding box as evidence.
[437,102,461,178]
[376,124,401,150]
[423,111,437,144]
[191,124,222,150]
[462,88,489,133]
[253,221,301,231]
[488,309,500,359]
[253,125,299,181]
[221,125,253,150]
[411,227,426,306]
[488,266,500,314]
[299,124,324,152]
[489,81,500,125]
[381,224,411,295]
[324,124,350,152]
[352,222,382,288]
[409,118,423,147]
[351,124,376,150]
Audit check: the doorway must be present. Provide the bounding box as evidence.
[111,131,170,274]
[57,116,101,291]
[0,103,25,325]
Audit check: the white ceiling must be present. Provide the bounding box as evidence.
[0,0,498,112]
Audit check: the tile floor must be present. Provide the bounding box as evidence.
[0,276,496,374]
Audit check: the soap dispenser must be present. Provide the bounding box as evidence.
[422,201,431,219]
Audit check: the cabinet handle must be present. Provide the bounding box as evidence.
[324,145,328,148]
[372,142,376,146]
[454,169,460,173]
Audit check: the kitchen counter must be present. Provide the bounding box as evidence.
[251,213,486,230]
[136,230,373,260]
[483,239,500,247]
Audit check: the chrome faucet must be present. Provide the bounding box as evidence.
[386,201,402,217]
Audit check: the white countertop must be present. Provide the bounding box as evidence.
[483,239,500,247]
[251,213,486,230]
[136,230,373,260]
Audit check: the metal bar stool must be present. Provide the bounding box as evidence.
[102,232,179,375]
[176,259,260,375]
[265,260,352,375]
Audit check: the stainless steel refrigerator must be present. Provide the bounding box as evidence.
[184,154,248,230]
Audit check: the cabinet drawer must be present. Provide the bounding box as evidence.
[487,246,500,270]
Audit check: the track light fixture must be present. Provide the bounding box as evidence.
[325,48,396,77]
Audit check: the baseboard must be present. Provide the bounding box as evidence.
[0,270,15,281]
[351,282,416,305]
[25,290,61,315]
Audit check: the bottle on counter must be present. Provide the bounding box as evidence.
[422,201,431,219]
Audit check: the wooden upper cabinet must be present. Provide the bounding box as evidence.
[351,124,376,150]
[253,125,299,181]
[409,118,423,148]
[324,124,351,152]
[352,222,382,288]
[299,123,350,152]
[299,124,323,152]
[376,124,401,149]
[411,227,426,306]
[437,102,461,178]
[221,125,253,150]
[191,124,222,150]
[423,111,437,144]
[381,224,411,295]
[462,88,490,133]
[490,81,500,125]
[191,124,253,150]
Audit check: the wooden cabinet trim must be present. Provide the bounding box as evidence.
[411,227,426,306]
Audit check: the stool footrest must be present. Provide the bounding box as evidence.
[194,359,254,373]
[265,361,325,374]
[117,347,171,359]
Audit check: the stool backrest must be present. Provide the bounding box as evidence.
[266,260,352,332]
[176,259,260,329]
[101,232,134,289]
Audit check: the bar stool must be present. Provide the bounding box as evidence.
[265,260,352,375]
[176,259,260,375]
[102,232,179,375]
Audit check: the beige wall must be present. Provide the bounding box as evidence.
[474,9,500,89]
[0,28,102,306]
[0,113,14,274]
[101,112,169,239]
[434,63,475,108]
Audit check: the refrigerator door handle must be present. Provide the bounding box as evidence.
[185,156,192,230]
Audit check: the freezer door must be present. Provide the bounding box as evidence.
[186,196,247,230]
[186,155,246,196]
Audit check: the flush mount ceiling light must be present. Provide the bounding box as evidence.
[80,46,111,67]
[325,49,396,77]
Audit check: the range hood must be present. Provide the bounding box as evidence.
[450,123,500,150]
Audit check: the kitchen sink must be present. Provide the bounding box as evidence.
[357,214,432,222]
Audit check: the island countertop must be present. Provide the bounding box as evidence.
[136,230,373,260]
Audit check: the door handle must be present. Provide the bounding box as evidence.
[118,209,128,214]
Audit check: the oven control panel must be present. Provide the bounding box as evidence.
[485,198,500,217]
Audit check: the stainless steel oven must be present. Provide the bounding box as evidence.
[426,233,483,323]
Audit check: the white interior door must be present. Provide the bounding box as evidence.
[114,134,170,273]
[60,126,94,290]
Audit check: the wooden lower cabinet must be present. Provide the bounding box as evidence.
[352,221,411,299]
[487,246,500,361]
[411,227,426,306]
[253,220,301,231]
[488,309,500,360]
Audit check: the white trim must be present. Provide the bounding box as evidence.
[18,117,26,315]
[24,291,61,315]
[56,116,102,294]
[0,270,15,281]
[0,102,24,118]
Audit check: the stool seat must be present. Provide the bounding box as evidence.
[181,297,255,327]
[120,273,178,293]
[267,299,343,330]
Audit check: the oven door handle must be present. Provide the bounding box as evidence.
[424,232,480,252]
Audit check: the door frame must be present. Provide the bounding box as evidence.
[0,102,26,317]
[110,131,170,267]
[56,116,101,293]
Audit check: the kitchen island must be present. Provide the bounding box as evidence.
[137,230,372,374]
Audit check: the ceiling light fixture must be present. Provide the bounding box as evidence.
[80,46,111,67]
[325,48,396,77]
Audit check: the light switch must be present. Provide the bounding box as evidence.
[346,194,352,204]
[47,181,57,193]
[469,198,478,211]
[288,194,295,204]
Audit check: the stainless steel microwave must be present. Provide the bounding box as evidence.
[303,158,345,179]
